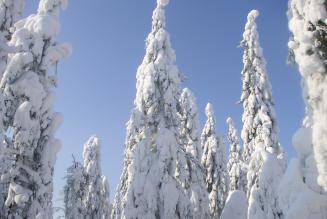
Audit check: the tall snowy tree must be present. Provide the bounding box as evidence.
[0,1,25,217]
[276,1,327,217]
[177,88,209,219]
[288,0,327,193]
[240,10,286,219]
[83,136,111,219]
[226,117,246,192]
[201,103,228,218]
[112,0,209,218]
[0,0,71,218]
[64,159,85,219]
[64,137,110,219]
[178,88,202,159]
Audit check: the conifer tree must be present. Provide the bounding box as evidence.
[177,88,209,218]
[288,0,327,193]
[240,10,285,219]
[226,117,246,192]
[83,136,111,219]
[0,0,71,217]
[112,0,209,218]
[201,103,228,218]
[0,1,25,216]
[277,0,327,216]
[178,88,202,159]
[64,137,110,219]
[64,159,85,219]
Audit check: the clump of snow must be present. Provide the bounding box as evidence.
[292,127,312,158]
[292,126,323,193]
[220,190,247,219]
[278,159,327,219]
[158,0,169,7]
[288,0,327,192]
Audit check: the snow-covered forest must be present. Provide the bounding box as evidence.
[0,0,326,218]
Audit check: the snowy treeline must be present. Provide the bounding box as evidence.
[0,0,326,218]
[111,0,327,218]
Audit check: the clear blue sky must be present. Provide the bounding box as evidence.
[25,0,303,205]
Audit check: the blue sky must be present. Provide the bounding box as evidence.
[25,0,304,205]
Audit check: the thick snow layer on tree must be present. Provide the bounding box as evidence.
[0,0,71,218]
[292,126,323,193]
[278,159,327,219]
[0,2,25,214]
[240,9,280,164]
[292,127,312,158]
[220,190,247,219]
[0,0,24,78]
[239,10,286,219]
[247,150,285,219]
[112,1,209,218]
[288,0,327,192]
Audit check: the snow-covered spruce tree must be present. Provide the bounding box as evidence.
[240,10,286,219]
[178,88,202,159]
[64,159,86,219]
[288,0,327,193]
[226,117,246,192]
[83,136,111,219]
[276,1,327,217]
[177,88,209,218]
[112,0,209,218]
[0,1,25,217]
[0,0,71,218]
[201,103,228,218]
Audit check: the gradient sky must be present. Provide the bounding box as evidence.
[25,0,304,206]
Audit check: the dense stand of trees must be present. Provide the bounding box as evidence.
[0,0,326,218]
